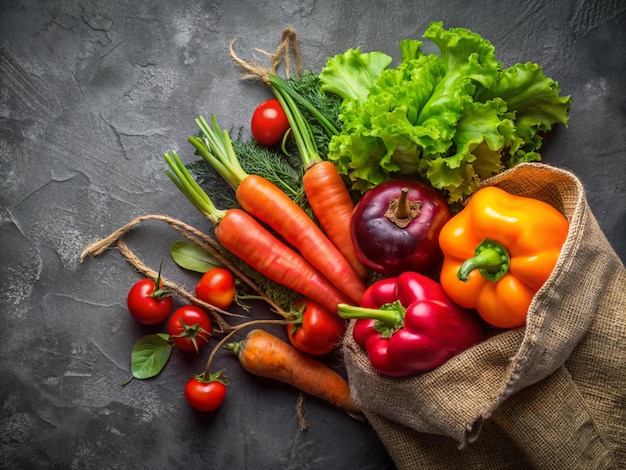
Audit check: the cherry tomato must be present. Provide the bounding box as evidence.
[195,267,236,310]
[126,278,173,325]
[167,305,212,353]
[287,298,347,356]
[250,98,290,146]
[185,372,228,412]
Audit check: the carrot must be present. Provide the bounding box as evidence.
[226,329,360,413]
[268,74,369,280]
[301,161,369,279]
[164,151,351,313]
[189,115,366,305]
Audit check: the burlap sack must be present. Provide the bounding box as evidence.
[342,163,625,469]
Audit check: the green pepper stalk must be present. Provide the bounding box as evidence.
[338,300,405,339]
[457,239,511,283]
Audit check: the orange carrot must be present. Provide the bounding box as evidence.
[164,152,351,313]
[226,329,360,413]
[268,75,369,279]
[302,161,369,279]
[189,115,366,305]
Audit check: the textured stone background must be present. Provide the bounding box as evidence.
[1,1,624,468]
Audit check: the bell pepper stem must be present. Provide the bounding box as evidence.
[337,303,403,328]
[458,239,510,283]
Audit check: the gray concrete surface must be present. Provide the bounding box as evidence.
[1,1,624,468]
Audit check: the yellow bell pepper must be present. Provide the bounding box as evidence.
[438,186,569,329]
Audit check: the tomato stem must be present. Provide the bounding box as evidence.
[149,258,171,299]
[196,369,229,385]
[172,317,212,354]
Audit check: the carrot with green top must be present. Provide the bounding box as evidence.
[164,151,351,313]
[189,115,366,305]
[268,74,369,280]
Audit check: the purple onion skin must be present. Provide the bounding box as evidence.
[351,179,451,277]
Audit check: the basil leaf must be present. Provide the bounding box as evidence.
[170,240,222,273]
[130,334,173,380]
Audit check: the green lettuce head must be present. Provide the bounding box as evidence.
[319,21,572,203]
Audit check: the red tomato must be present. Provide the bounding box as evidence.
[287,298,347,356]
[126,278,173,325]
[250,98,290,146]
[167,305,212,353]
[195,267,236,310]
[185,373,228,412]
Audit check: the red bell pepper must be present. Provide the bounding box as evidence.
[338,272,486,377]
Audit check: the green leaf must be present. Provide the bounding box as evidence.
[130,334,173,380]
[170,240,222,273]
[319,47,392,102]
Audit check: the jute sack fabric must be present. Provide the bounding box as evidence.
[342,163,625,469]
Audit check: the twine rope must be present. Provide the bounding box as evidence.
[80,213,290,331]
[229,27,302,84]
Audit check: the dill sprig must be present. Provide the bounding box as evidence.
[232,139,303,198]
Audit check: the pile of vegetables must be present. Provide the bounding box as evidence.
[82,23,571,419]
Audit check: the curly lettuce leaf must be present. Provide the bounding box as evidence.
[423,22,500,91]
[319,48,393,102]
[327,53,446,188]
[320,21,571,202]
[477,62,572,166]
[426,98,516,202]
